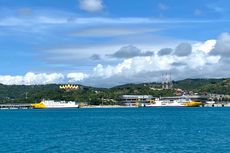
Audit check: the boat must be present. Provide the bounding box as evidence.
[205,100,215,104]
[144,97,202,107]
[31,100,79,109]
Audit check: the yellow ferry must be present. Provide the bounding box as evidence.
[31,100,79,109]
[145,97,202,107]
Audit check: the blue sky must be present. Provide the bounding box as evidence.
[0,0,230,86]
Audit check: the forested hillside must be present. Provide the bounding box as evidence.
[0,78,229,104]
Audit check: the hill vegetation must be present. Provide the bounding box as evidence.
[0,78,229,104]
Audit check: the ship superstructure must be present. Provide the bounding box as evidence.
[145,96,202,107]
[31,100,79,109]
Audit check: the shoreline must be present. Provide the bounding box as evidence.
[81,105,138,108]
[2,103,230,109]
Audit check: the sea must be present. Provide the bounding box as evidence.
[0,107,230,153]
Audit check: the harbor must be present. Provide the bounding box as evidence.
[0,76,229,109]
[0,100,230,110]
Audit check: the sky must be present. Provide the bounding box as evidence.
[0,0,230,87]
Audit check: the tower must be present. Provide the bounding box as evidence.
[162,72,173,89]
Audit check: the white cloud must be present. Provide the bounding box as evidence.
[210,32,230,57]
[79,0,103,12]
[0,72,64,85]
[193,39,216,53]
[39,35,224,87]
[0,72,88,85]
[88,53,220,86]
[0,34,228,87]
[93,56,174,79]
[85,39,222,86]
[93,59,134,78]
[67,73,89,82]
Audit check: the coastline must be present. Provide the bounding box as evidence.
[81,105,138,108]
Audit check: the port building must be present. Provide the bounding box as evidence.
[120,95,154,106]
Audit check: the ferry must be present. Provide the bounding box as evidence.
[144,97,202,107]
[31,100,79,109]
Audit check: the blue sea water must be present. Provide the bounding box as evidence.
[0,108,230,153]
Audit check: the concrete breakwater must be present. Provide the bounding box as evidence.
[0,104,33,109]
[202,102,230,107]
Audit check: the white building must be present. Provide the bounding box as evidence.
[120,95,154,106]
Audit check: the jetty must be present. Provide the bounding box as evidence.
[0,104,33,109]
[203,103,230,107]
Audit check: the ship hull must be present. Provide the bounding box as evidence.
[45,106,79,109]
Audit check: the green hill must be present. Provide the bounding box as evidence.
[0,78,229,104]
[174,78,230,94]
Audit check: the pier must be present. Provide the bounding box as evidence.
[0,104,33,109]
[202,102,230,107]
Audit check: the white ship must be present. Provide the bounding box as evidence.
[31,100,79,109]
[144,97,202,107]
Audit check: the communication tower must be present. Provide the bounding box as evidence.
[162,72,173,89]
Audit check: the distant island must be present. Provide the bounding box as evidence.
[0,78,229,105]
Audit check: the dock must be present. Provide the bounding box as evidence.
[203,102,230,107]
[0,104,33,109]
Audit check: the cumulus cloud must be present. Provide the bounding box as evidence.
[108,45,154,59]
[158,48,173,56]
[81,38,222,87]
[0,34,228,87]
[0,72,64,85]
[210,32,230,57]
[79,0,103,12]
[93,52,219,80]
[173,43,192,57]
[88,51,220,86]
[0,72,89,85]
[67,73,89,82]
[193,39,216,53]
